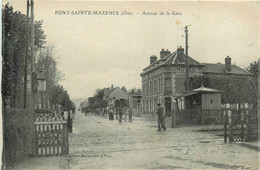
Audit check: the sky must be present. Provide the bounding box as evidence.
[3,0,260,99]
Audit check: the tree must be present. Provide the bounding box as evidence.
[49,84,75,113]
[192,75,255,104]
[247,61,258,77]
[247,61,258,110]
[35,44,64,89]
[2,3,46,107]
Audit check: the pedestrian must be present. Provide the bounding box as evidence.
[124,107,128,122]
[109,108,114,120]
[116,107,118,120]
[128,107,133,122]
[157,103,166,132]
[119,106,123,122]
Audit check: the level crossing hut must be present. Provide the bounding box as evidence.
[176,85,224,124]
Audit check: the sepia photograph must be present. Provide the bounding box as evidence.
[1,0,259,169]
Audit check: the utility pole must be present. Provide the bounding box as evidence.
[23,0,30,108]
[30,0,35,110]
[184,25,191,91]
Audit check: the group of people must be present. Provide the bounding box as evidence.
[108,103,166,131]
[109,107,133,123]
[90,102,166,131]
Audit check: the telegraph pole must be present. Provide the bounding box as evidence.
[30,0,35,110]
[184,25,190,91]
[30,0,34,73]
[23,0,30,108]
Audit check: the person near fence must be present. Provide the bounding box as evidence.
[157,103,166,132]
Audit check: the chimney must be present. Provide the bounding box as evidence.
[225,56,231,72]
[111,84,114,90]
[160,49,171,59]
[177,46,184,52]
[150,55,157,64]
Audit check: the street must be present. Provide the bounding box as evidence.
[9,111,259,169]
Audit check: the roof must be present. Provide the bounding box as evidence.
[141,49,252,77]
[177,91,199,97]
[141,49,202,76]
[202,63,252,75]
[163,51,202,66]
[109,87,128,100]
[175,86,224,98]
[192,86,224,93]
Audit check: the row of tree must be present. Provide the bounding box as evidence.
[80,87,137,112]
[2,3,75,112]
[80,89,108,111]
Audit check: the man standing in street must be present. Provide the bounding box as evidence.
[119,106,123,122]
[157,103,166,131]
[128,107,133,122]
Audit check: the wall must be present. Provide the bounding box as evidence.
[3,108,35,167]
[174,74,186,95]
[202,93,221,110]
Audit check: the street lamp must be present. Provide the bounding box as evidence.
[37,70,46,109]
[37,70,46,91]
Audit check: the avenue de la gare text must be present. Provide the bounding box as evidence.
[54,10,182,16]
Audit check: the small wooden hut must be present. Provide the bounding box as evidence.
[176,85,224,124]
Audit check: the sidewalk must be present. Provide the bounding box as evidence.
[7,112,259,170]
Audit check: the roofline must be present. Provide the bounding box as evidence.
[202,63,253,76]
[140,64,163,76]
[203,72,253,76]
[171,64,204,67]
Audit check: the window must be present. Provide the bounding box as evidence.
[154,99,157,111]
[165,78,172,92]
[142,84,145,95]
[154,79,157,93]
[146,83,149,94]
[159,77,161,92]
[150,99,152,112]
[150,81,153,94]
[210,99,213,104]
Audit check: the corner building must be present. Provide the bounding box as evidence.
[140,47,204,114]
[140,47,251,115]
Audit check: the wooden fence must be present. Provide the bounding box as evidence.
[173,109,224,126]
[197,109,224,125]
[224,109,258,143]
[35,114,68,156]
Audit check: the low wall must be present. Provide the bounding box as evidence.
[3,108,35,166]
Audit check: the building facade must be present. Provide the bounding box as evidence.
[140,47,252,115]
[103,85,128,108]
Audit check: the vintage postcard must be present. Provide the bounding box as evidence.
[1,0,259,169]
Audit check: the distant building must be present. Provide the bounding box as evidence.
[103,85,128,108]
[128,89,142,115]
[140,47,252,115]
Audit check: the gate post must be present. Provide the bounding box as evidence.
[224,111,228,143]
[171,111,176,128]
[241,111,245,141]
[63,122,69,154]
[245,114,250,142]
[228,110,233,142]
